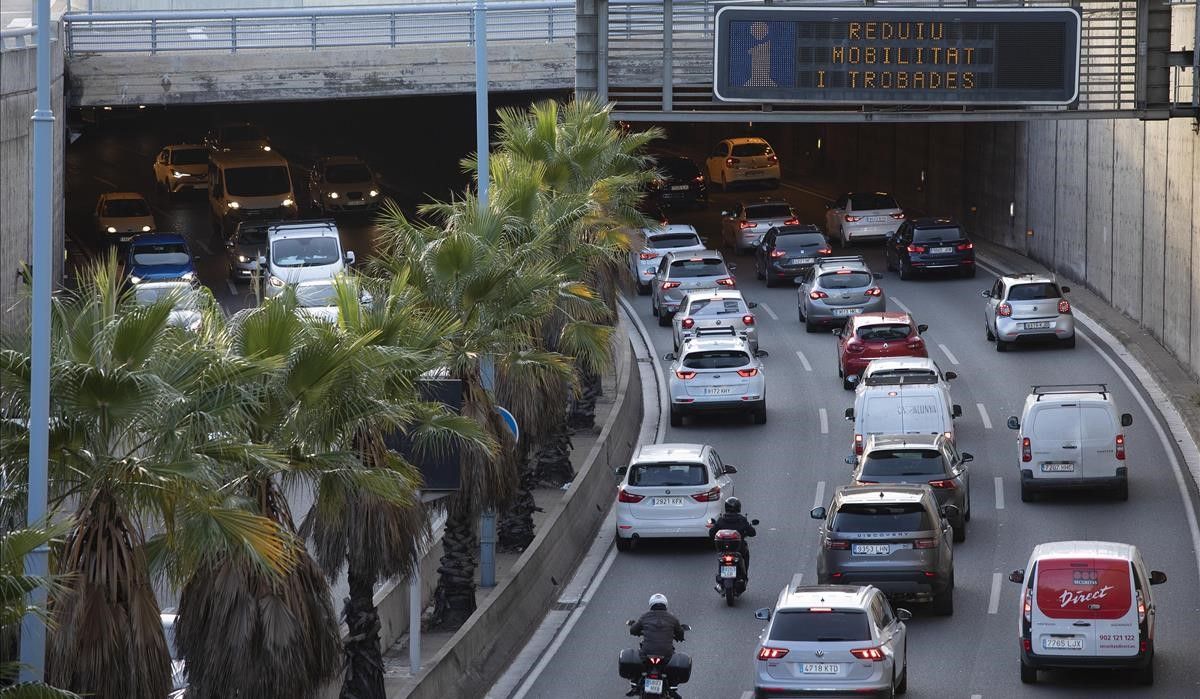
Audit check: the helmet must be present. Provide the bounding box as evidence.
[648,593,668,610]
[724,497,742,514]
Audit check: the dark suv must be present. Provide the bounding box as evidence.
[884,217,976,279]
[647,156,707,210]
[753,224,831,287]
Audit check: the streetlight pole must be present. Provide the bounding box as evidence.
[19,0,56,682]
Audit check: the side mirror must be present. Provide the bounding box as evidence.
[944,371,958,380]
[750,518,759,526]
[723,465,738,474]
[961,452,974,463]
[1061,286,1071,293]
[952,404,962,418]
[846,375,859,386]
[257,255,268,266]
[845,455,856,465]
[1009,569,1025,584]
[810,506,826,520]
[754,349,769,358]
[224,240,236,249]
[844,408,854,420]
[1006,416,1020,430]
[895,608,912,622]
[940,504,961,520]
[747,301,759,308]
[681,623,692,632]
[1149,570,1167,585]
[873,273,884,280]
[831,328,841,335]
[1121,413,1133,427]
[626,619,636,626]
[754,608,771,621]
[980,290,992,298]
[614,465,628,478]
[825,202,834,209]
[721,211,730,217]
[917,324,929,334]
[663,352,677,361]
[345,251,356,265]
[727,263,738,272]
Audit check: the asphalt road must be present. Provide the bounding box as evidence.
[518,175,1200,698]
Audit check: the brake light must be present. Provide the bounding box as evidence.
[726,157,740,166]
[810,290,829,300]
[1021,437,1032,462]
[890,212,906,220]
[1058,299,1071,314]
[850,647,885,661]
[928,479,957,489]
[716,277,736,287]
[854,434,864,455]
[647,655,664,666]
[997,302,1012,317]
[1023,588,1032,624]
[639,251,660,260]
[907,244,927,253]
[1115,434,1125,460]
[864,287,883,297]
[847,344,865,353]
[914,538,938,549]
[739,220,758,229]
[1136,590,1145,624]
[766,154,779,163]
[844,215,862,223]
[824,539,850,550]
[675,369,696,380]
[736,368,758,378]
[691,486,721,502]
[906,338,924,350]
[784,217,800,225]
[742,314,756,326]
[722,554,737,564]
[758,647,789,660]
[957,242,974,251]
[681,317,695,329]
[818,247,833,255]
[770,249,787,259]
[661,281,681,290]
[617,488,645,503]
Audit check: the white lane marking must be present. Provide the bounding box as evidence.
[971,695,983,699]
[812,481,826,510]
[225,280,238,297]
[759,302,779,321]
[780,182,834,201]
[994,477,1005,511]
[938,343,960,365]
[93,175,118,188]
[795,350,812,372]
[890,295,913,315]
[988,573,1003,614]
[977,402,993,429]
[819,408,829,434]
[789,573,804,590]
[740,692,754,699]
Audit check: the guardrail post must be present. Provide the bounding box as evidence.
[311,14,317,50]
[231,17,237,53]
[390,13,397,48]
[151,18,157,55]
[663,0,673,111]
[548,8,554,42]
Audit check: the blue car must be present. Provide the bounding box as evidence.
[126,233,198,285]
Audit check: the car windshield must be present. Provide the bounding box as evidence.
[850,193,899,210]
[131,243,189,267]
[857,323,912,341]
[659,158,700,177]
[324,163,372,183]
[133,285,199,309]
[745,204,792,219]
[238,225,269,245]
[688,298,745,316]
[777,233,826,249]
[171,148,208,165]
[669,258,726,278]
[832,503,933,532]
[820,271,872,289]
[862,449,947,477]
[103,199,150,217]
[222,125,265,142]
[225,166,291,197]
[295,283,340,308]
[768,611,871,642]
[271,237,341,268]
[731,142,770,157]
[1007,282,1061,300]
[628,463,706,487]
[682,350,750,369]
[913,227,963,243]
[650,233,702,249]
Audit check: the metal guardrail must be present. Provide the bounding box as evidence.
[62,1,575,56]
[1,26,38,49]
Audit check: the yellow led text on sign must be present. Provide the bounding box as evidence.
[821,21,976,91]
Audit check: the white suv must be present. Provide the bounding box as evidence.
[614,443,737,551]
[665,335,767,426]
[1006,384,1133,501]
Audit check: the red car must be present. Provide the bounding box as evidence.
[835,312,929,390]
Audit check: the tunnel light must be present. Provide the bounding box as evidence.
[103,106,113,111]
[1009,202,1015,218]
[816,138,822,150]
[138,105,146,109]
[920,169,926,183]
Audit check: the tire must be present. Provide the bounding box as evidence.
[1020,481,1035,503]
[895,660,908,695]
[961,266,977,278]
[932,582,954,616]
[953,519,966,543]
[725,583,736,607]
[1061,335,1076,349]
[1020,659,1038,684]
[651,300,659,317]
[669,408,683,428]
[899,261,913,281]
[964,493,972,522]
[842,376,855,391]
[1114,479,1129,502]
[658,310,671,327]
[752,407,767,425]
[1137,661,1154,686]
[755,261,765,281]
[805,318,818,333]
[764,275,776,288]
[995,338,1009,353]
[880,683,895,699]
[615,536,633,552]
[636,282,650,296]
[885,252,895,272]
[985,324,995,341]
[720,174,728,192]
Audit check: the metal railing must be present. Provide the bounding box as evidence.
[62,1,575,56]
[1,26,38,49]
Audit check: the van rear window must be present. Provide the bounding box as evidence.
[1032,407,1077,439]
[768,611,870,642]
[1035,559,1132,620]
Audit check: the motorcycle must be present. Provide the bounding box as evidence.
[710,518,759,606]
[619,621,692,698]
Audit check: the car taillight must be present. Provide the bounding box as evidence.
[739,220,758,229]
[928,479,957,489]
[854,434,864,455]
[675,369,696,380]
[890,212,906,220]
[810,290,829,300]
[681,317,695,329]
[914,538,938,549]
[691,486,721,502]
[957,241,974,251]
[847,344,865,353]
[865,287,883,297]
[1021,437,1032,462]
[661,281,681,290]
[1023,588,1033,624]
[726,157,740,166]
[784,217,799,225]
[769,249,787,259]
[1058,299,1071,314]
[639,251,660,260]
[824,539,849,550]
[907,244,927,253]
[850,647,885,661]
[997,302,1012,317]
[617,488,645,503]
[758,647,789,660]
[844,215,862,223]
[736,368,758,378]
[766,154,779,163]
[742,314,756,326]
[906,338,924,350]
[716,277,736,287]
[1115,434,1125,460]
[1136,590,1146,625]
[818,247,832,255]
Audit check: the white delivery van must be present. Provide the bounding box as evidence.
[845,374,960,457]
[1006,384,1133,502]
[259,220,354,299]
[209,150,298,238]
[1008,541,1166,686]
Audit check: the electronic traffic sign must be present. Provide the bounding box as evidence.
[713,6,1080,106]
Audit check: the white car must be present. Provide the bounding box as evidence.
[131,281,206,332]
[261,221,354,299]
[161,612,187,694]
[292,278,373,322]
[628,224,706,295]
[95,192,156,243]
[859,356,958,388]
[671,289,759,353]
[665,335,766,426]
[308,156,382,214]
[154,144,210,196]
[704,137,781,191]
[614,442,737,551]
[825,192,906,246]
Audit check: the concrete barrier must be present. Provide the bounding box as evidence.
[399,323,641,699]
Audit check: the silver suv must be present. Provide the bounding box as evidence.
[981,273,1075,351]
[753,585,910,698]
[811,484,956,615]
[796,256,885,333]
[664,335,766,427]
[651,250,736,326]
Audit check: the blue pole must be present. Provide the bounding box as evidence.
[20,0,56,683]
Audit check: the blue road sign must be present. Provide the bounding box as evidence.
[496,406,519,443]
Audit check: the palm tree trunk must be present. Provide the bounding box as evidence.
[431,503,477,630]
[567,365,602,431]
[533,421,574,487]
[339,557,386,699]
[498,446,540,552]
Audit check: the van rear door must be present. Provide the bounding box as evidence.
[897,392,944,435]
[1029,404,1081,479]
[862,394,904,437]
[1033,558,1136,658]
[1079,405,1119,478]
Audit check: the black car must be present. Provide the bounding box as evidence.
[884,217,976,279]
[647,156,707,209]
[753,224,832,287]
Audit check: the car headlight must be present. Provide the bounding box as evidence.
[369,189,379,198]
[180,271,195,281]
[237,255,249,263]
[282,198,295,207]
[262,145,271,152]
[106,226,117,234]
[268,276,285,287]
[129,275,142,284]
[172,170,187,178]
[226,201,240,209]
[142,225,152,232]
[327,192,339,199]
[187,320,202,332]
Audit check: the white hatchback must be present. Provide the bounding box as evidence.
[825,192,906,246]
[614,443,737,551]
[665,335,766,426]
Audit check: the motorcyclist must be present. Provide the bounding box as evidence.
[628,594,686,697]
[708,496,756,574]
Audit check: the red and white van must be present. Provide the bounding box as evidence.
[1009,541,1167,686]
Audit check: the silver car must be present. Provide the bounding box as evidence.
[227,220,268,281]
[671,289,759,353]
[753,585,910,698]
[664,335,766,427]
[720,199,798,255]
[651,250,736,327]
[308,156,382,215]
[796,256,886,332]
[629,224,706,295]
[981,273,1076,351]
[811,484,956,615]
[850,434,973,542]
[825,191,906,246]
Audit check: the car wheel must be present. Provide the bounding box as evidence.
[755,261,765,281]
[615,535,633,552]
[720,174,728,192]
[995,338,1008,352]
[1020,481,1036,503]
[953,519,966,543]
[805,317,818,333]
[752,407,767,425]
[985,323,995,341]
[1061,335,1076,349]
[880,682,895,699]
[932,579,954,616]
[895,657,908,695]
[964,492,972,522]
[1114,478,1129,502]
[670,408,683,427]
[885,252,895,272]
[636,281,650,296]
[1020,659,1038,684]
[842,375,855,391]
[657,310,671,327]
[899,261,913,281]
[961,266,976,278]
[1137,661,1154,686]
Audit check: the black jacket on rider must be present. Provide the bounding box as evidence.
[630,609,686,658]
[709,512,756,571]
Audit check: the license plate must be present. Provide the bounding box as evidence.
[670,185,690,191]
[791,257,814,264]
[866,216,888,223]
[1043,637,1084,650]
[119,236,133,243]
[852,544,891,555]
[643,678,664,694]
[802,663,840,674]
[1041,462,1075,472]
[653,497,687,506]
[1024,321,1052,329]
[347,200,365,206]
[743,169,763,176]
[931,246,955,254]
[832,308,862,317]
[705,386,734,395]
[720,565,738,578]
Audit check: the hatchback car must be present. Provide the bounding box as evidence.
[851,434,972,541]
[754,224,831,287]
[825,192,906,246]
[132,281,208,332]
[836,312,929,390]
[705,137,781,191]
[308,156,382,214]
[125,233,197,285]
[95,192,156,244]
[204,122,272,153]
[614,443,737,551]
[227,221,269,281]
[651,250,736,326]
[981,273,1075,350]
[720,199,799,255]
[885,217,976,279]
[811,484,956,615]
[154,144,210,197]
[797,256,886,332]
[665,335,766,426]
[860,356,957,389]
[647,155,707,209]
[629,224,706,295]
[753,585,910,699]
[671,290,759,353]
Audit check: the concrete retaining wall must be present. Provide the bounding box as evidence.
[400,328,641,699]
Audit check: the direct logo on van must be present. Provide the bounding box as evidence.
[1058,585,1114,609]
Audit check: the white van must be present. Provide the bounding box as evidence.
[259,220,354,299]
[844,372,961,456]
[1006,384,1133,502]
[1008,541,1166,686]
[209,151,298,238]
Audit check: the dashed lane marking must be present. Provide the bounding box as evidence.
[890,295,913,315]
[994,477,1005,511]
[741,692,754,699]
[988,573,1003,615]
[93,175,118,188]
[225,280,238,297]
[977,402,993,429]
[938,343,960,365]
[759,302,779,321]
[812,481,826,510]
[819,408,828,434]
[795,350,812,372]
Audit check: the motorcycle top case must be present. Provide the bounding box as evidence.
[713,529,742,551]
[618,648,643,680]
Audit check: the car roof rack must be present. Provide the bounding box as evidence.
[1032,384,1108,399]
[863,371,939,387]
[815,255,865,266]
[694,326,739,338]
